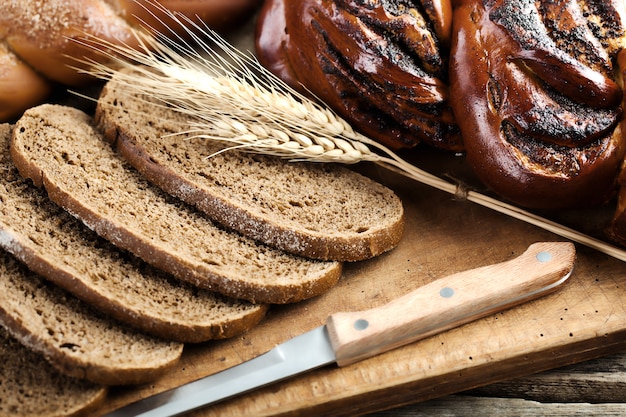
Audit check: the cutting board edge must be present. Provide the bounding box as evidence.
[210,329,626,417]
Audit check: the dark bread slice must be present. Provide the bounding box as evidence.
[0,326,107,417]
[0,123,266,343]
[95,72,405,262]
[0,247,183,386]
[11,105,342,304]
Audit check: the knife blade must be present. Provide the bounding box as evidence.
[106,241,575,417]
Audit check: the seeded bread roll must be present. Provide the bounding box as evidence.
[0,0,142,87]
[0,326,107,417]
[0,0,261,122]
[0,124,266,343]
[95,71,405,262]
[12,104,342,304]
[0,247,183,386]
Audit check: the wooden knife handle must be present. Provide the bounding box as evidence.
[326,242,576,367]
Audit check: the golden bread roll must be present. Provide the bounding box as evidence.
[0,0,261,122]
[0,43,51,121]
[111,0,263,34]
[1,0,141,86]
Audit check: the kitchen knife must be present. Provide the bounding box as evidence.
[106,241,575,417]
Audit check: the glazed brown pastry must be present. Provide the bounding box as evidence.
[449,0,626,209]
[255,0,463,151]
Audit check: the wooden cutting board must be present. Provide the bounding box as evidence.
[93,156,626,416]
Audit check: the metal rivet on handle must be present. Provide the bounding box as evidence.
[536,251,552,263]
[354,319,369,331]
[439,287,455,298]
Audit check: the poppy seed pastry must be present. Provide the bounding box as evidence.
[255,0,463,151]
[449,0,626,209]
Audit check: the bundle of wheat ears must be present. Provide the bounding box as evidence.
[75,0,626,262]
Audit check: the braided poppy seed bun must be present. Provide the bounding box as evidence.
[449,0,626,210]
[255,0,463,151]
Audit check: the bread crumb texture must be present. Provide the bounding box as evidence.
[0,124,265,342]
[0,246,183,386]
[96,76,405,261]
[11,105,341,303]
[0,326,106,417]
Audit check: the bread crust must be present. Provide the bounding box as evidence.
[0,326,107,417]
[0,247,184,386]
[1,123,267,343]
[95,76,405,262]
[12,105,343,304]
[1,231,268,342]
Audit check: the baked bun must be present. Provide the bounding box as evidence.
[449,0,626,209]
[0,0,142,86]
[112,0,263,34]
[0,0,261,122]
[255,0,463,151]
[0,43,52,121]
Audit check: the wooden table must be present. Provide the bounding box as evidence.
[368,351,626,416]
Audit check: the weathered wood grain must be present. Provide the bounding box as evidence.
[367,395,626,417]
[366,351,626,416]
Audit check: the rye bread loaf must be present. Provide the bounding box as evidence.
[0,245,182,386]
[0,124,266,343]
[0,325,106,417]
[95,72,405,262]
[11,104,342,304]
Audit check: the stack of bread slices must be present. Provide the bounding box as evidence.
[0,71,404,415]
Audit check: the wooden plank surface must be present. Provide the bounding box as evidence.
[93,161,626,416]
[368,351,626,416]
[368,394,626,416]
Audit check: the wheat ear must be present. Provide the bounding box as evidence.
[74,0,626,262]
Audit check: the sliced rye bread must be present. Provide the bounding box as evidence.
[95,72,405,262]
[0,325,106,417]
[0,246,182,386]
[0,124,266,343]
[11,104,342,304]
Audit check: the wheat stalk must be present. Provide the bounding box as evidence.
[75,0,626,262]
